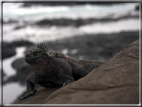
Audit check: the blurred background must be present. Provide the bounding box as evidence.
[1,1,140,104]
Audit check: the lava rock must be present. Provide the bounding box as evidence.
[47,31,139,62]
[2,41,33,59]
[2,42,16,59]
[22,2,123,7]
[4,58,34,85]
[35,14,139,27]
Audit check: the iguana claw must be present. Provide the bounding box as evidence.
[63,82,66,86]
[19,90,37,102]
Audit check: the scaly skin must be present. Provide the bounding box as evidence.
[19,43,104,101]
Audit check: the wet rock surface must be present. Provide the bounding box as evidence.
[47,31,139,62]
[22,2,123,7]
[2,42,16,60]
[2,41,33,59]
[35,15,139,27]
[3,58,34,85]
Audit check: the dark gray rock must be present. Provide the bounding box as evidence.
[2,41,33,59]
[22,2,123,7]
[47,31,139,62]
[2,42,16,59]
[35,15,139,27]
[4,58,33,85]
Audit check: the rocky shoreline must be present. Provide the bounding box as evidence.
[2,41,33,59]
[35,14,139,27]
[3,11,139,27]
[3,31,139,86]
[21,2,125,7]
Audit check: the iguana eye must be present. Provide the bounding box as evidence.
[33,51,38,56]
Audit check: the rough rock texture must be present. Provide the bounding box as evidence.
[2,41,33,59]
[22,2,123,7]
[35,14,138,27]
[16,39,139,104]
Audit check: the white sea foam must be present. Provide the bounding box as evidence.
[62,49,69,55]
[70,49,78,54]
[79,18,140,34]
[3,24,17,34]
[2,47,26,104]
[3,82,26,104]
[3,47,26,80]
[2,3,139,44]
[2,3,138,21]
[3,18,139,43]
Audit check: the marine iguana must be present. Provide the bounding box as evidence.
[19,43,104,101]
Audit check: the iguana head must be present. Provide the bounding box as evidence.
[25,43,48,65]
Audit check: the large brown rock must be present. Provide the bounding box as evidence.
[17,39,139,104]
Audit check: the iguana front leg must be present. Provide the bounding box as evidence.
[19,73,65,101]
[19,73,38,101]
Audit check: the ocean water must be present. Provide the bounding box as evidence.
[2,3,139,43]
[3,82,26,104]
[3,18,140,43]
[2,3,138,21]
[1,2,140,104]
[2,47,26,104]
[3,47,26,80]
